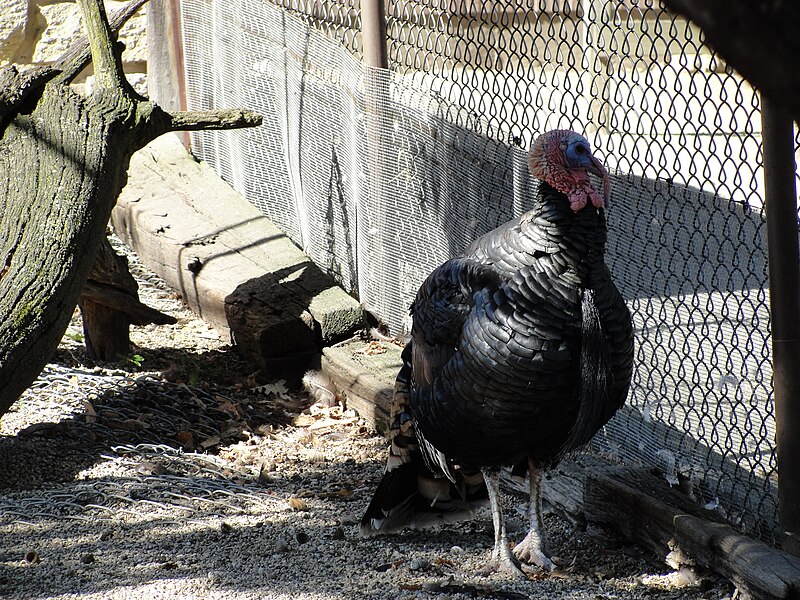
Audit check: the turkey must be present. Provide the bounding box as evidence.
[359,129,634,576]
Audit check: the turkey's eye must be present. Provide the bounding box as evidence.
[575,145,587,155]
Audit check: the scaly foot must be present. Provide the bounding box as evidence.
[513,531,556,572]
[476,542,527,579]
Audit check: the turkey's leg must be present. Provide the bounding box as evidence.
[481,468,524,576]
[513,459,556,571]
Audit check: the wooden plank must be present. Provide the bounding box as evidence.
[321,341,397,431]
[675,515,800,600]
[114,133,364,375]
[585,467,800,599]
[503,457,589,526]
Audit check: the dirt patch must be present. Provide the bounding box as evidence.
[0,239,734,599]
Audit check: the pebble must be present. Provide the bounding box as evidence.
[206,571,223,584]
[408,558,428,571]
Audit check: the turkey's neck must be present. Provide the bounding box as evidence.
[520,182,609,284]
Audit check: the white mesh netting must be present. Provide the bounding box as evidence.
[177,1,778,542]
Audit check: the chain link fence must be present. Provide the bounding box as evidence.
[177,0,786,544]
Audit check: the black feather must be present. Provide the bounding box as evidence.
[361,177,634,536]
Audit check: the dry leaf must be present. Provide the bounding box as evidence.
[287,497,308,511]
[308,416,358,431]
[217,399,243,418]
[175,430,195,449]
[200,435,221,449]
[254,380,290,398]
[293,414,317,427]
[433,557,455,567]
[83,400,97,424]
[357,341,387,355]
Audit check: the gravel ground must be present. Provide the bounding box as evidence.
[0,240,736,599]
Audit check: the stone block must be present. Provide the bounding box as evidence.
[0,0,30,64]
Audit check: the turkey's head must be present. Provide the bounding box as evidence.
[528,130,610,212]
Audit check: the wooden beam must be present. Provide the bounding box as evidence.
[585,467,800,600]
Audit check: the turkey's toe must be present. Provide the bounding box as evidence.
[513,534,556,572]
[480,542,526,579]
[478,555,527,579]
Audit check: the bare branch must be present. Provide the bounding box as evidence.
[75,0,133,94]
[167,109,264,131]
[0,65,57,122]
[54,0,150,86]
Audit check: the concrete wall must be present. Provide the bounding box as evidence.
[0,0,148,94]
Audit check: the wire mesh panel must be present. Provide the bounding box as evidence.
[177,0,782,543]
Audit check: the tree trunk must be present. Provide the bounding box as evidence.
[0,0,261,417]
[79,233,177,361]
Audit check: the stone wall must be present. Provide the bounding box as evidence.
[0,0,147,94]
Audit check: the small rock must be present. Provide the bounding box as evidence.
[24,551,40,564]
[136,461,166,476]
[422,579,448,592]
[338,514,358,526]
[207,570,223,584]
[99,531,113,542]
[80,554,95,564]
[220,522,233,534]
[408,558,428,571]
[449,545,464,554]
[296,531,309,544]
[275,538,290,553]
[331,527,345,540]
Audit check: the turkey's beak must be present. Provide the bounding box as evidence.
[587,155,610,206]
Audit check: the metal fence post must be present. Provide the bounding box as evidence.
[359,0,390,323]
[762,95,800,556]
[362,0,388,70]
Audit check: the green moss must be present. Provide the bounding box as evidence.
[14,301,43,330]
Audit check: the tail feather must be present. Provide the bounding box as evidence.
[360,342,487,537]
[559,287,609,458]
[360,459,487,536]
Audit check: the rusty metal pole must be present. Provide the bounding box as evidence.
[762,95,800,556]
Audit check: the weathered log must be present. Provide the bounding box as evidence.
[321,341,396,431]
[585,467,800,600]
[0,0,261,416]
[675,515,800,600]
[79,234,176,361]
